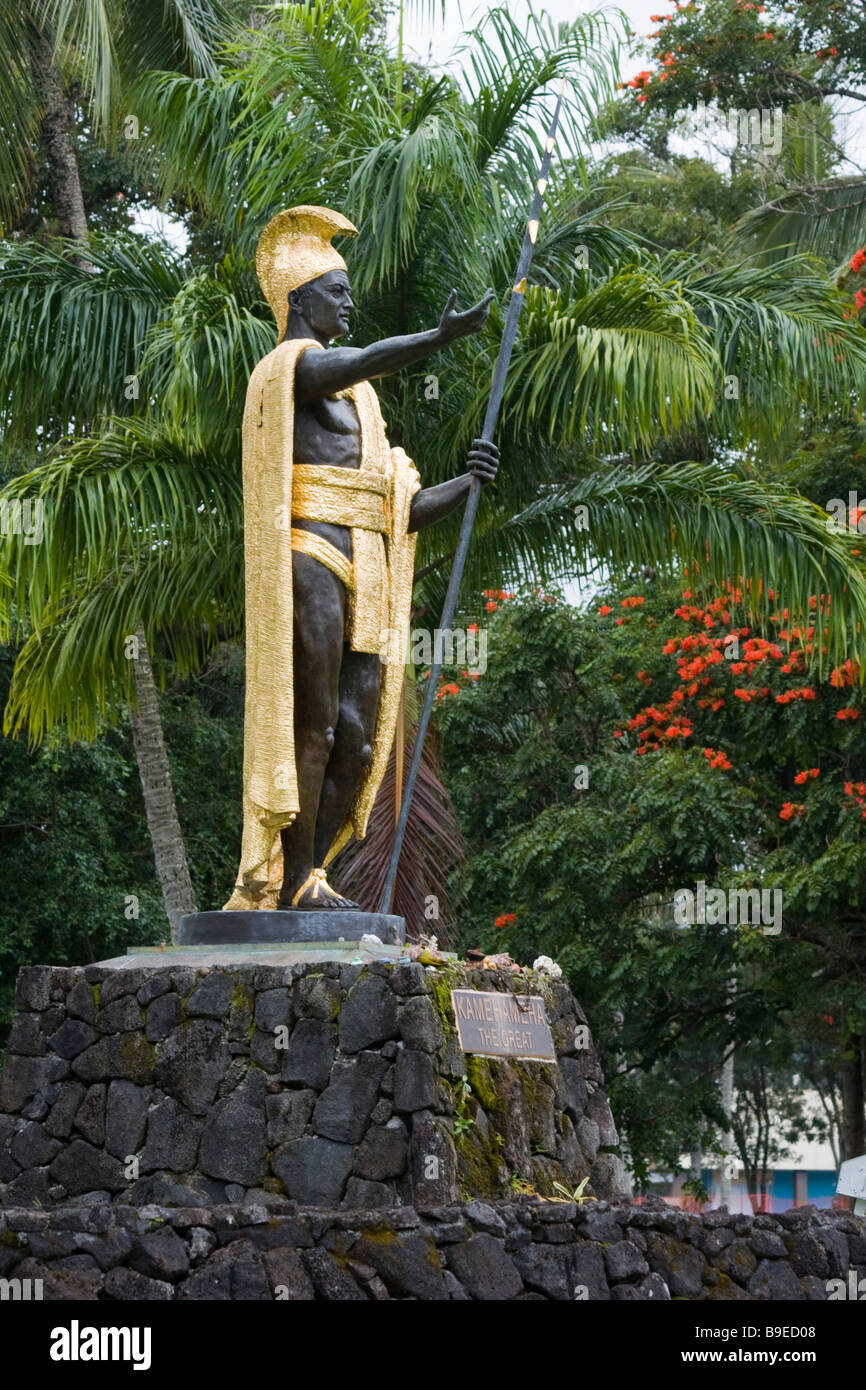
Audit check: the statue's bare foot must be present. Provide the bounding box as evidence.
[278,868,359,911]
[288,885,360,911]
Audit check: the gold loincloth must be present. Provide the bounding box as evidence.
[223,338,421,911]
[289,464,389,652]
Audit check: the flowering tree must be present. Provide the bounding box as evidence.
[435,584,866,1180]
[619,0,857,115]
[605,0,866,262]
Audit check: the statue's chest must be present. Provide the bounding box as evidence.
[302,393,359,437]
[293,393,361,470]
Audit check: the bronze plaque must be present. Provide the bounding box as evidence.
[450,989,556,1062]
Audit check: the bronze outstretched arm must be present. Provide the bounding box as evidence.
[294,289,494,404]
[408,439,499,532]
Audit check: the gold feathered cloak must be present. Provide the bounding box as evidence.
[224,339,420,910]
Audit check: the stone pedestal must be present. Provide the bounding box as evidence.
[0,960,621,1211]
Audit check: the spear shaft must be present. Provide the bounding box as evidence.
[380,80,568,915]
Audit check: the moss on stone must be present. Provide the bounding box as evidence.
[425,1238,443,1270]
[231,979,254,1011]
[428,969,460,1038]
[118,1031,155,1075]
[518,1066,556,1145]
[359,1226,397,1246]
[456,1130,500,1199]
[454,1096,514,1200]
[704,1272,745,1301]
[464,1055,497,1111]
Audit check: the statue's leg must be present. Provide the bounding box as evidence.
[313,649,382,865]
[277,552,357,910]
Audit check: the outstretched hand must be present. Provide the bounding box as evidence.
[438,288,494,341]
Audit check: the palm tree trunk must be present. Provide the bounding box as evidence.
[840,1032,865,1161]
[27,25,198,937]
[128,628,196,941]
[719,1046,735,1209]
[719,973,736,1207]
[26,19,88,242]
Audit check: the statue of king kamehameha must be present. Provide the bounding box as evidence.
[224,206,498,913]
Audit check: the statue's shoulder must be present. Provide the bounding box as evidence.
[254,338,322,382]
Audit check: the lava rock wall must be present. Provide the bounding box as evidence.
[0,1197,861,1300]
[0,960,620,1209]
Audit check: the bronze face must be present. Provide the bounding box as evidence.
[287,269,354,343]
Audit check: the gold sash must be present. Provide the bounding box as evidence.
[292,465,389,528]
[290,463,389,651]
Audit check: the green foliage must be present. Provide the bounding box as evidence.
[0,236,187,448]
[0,1,241,233]
[453,1074,476,1136]
[512,460,866,673]
[4,0,866,754]
[682,1172,711,1205]
[617,0,853,117]
[551,1176,595,1204]
[0,643,245,1043]
[593,154,768,256]
[1,0,865,1179]
[1,424,243,741]
[602,0,866,262]
[435,585,865,1178]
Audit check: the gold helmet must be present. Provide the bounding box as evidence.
[256,205,358,340]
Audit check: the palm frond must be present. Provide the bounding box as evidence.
[221,0,390,228]
[732,178,866,266]
[679,253,866,436]
[0,6,38,227]
[491,272,716,452]
[142,251,273,441]
[1,421,240,650]
[346,78,480,295]
[460,4,624,176]
[511,462,866,672]
[130,68,254,232]
[128,0,231,79]
[38,0,117,131]
[43,0,233,132]
[531,191,650,290]
[0,235,187,445]
[3,544,241,743]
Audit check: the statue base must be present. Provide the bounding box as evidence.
[178,909,405,947]
[0,959,620,1213]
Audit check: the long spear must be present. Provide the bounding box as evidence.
[380,78,569,915]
